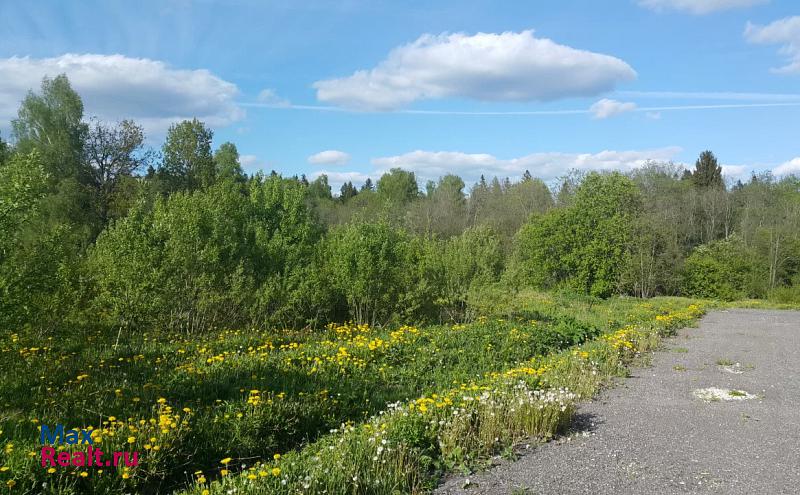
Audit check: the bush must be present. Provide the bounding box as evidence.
[87,175,321,332]
[323,220,422,325]
[512,172,641,298]
[767,285,800,305]
[682,236,764,300]
[421,226,505,322]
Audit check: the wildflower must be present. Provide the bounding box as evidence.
[220,457,232,465]
[272,467,281,476]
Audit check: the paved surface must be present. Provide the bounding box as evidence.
[436,309,800,495]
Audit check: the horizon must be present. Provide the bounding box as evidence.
[1,0,799,190]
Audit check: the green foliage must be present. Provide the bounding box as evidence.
[158,119,216,192]
[84,118,149,222]
[422,226,505,321]
[0,132,8,165]
[689,150,723,189]
[12,74,88,183]
[377,168,418,206]
[513,173,641,297]
[213,142,245,182]
[682,236,763,300]
[323,220,419,325]
[87,175,321,332]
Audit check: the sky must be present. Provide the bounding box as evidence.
[1,0,799,190]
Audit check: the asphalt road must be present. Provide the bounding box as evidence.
[435,309,800,495]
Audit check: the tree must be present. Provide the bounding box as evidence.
[88,175,322,332]
[682,236,763,300]
[361,177,374,192]
[307,174,332,200]
[407,174,467,238]
[213,142,245,182]
[513,172,642,297]
[12,74,88,183]
[690,150,723,189]
[84,119,149,222]
[0,133,8,166]
[159,118,215,192]
[324,221,418,325]
[377,168,418,205]
[339,181,357,201]
[422,226,504,321]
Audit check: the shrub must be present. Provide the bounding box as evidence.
[682,236,764,300]
[512,172,642,298]
[87,175,320,332]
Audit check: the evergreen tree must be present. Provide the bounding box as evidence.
[340,181,358,201]
[690,150,723,189]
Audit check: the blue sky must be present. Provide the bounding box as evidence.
[1,0,799,188]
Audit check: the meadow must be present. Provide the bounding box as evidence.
[1,75,796,494]
[0,292,704,494]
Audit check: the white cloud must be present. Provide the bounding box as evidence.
[308,150,351,165]
[745,16,800,74]
[257,88,290,107]
[370,147,682,184]
[240,154,259,167]
[646,111,662,119]
[638,0,767,15]
[590,98,637,119]
[721,164,749,179]
[0,54,244,135]
[314,30,636,111]
[773,157,800,176]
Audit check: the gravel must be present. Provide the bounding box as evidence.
[435,309,800,495]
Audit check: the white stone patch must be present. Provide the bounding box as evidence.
[693,387,757,402]
[721,363,744,374]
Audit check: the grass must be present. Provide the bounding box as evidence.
[0,293,705,494]
[716,358,735,366]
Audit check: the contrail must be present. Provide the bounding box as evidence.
[240,101,800,115]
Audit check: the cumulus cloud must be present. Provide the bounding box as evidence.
[745,16,800,74]
[369,147,682,184]
[590,98,637,119]
[638,0,767,15]
[773,157,800,176]
[313,30,636,111]
[0,54,244,135]
[257,88,290,107]
[308,150,351,165]
[721,164,750,180]
[240,154,260,167]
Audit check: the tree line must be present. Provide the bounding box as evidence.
[1,75,798,334]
